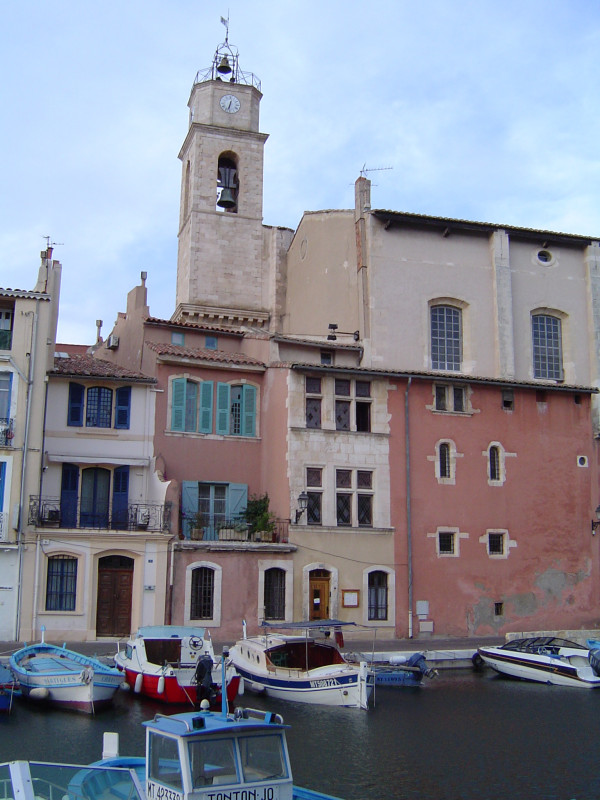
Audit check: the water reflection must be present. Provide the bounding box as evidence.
[2,671,600,799]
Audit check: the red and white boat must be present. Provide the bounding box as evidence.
[114,625,240,706]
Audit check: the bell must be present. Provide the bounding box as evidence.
[217,188,237,209]
[217,56,232,75]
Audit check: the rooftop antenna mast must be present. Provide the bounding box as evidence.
[359,163,393,178]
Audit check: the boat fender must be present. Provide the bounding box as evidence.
[157,676,165,694]
[80,667,94,684]
[388,655,408,666]
[29,687,50,700]
[134,673,143,693]
[471,652,485,671]
[120,681,130,691]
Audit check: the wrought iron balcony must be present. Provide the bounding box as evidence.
[28,496,171,532]
[0,418,15,447]
[182,514,289,544]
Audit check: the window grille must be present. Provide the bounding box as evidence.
[191,567,214,619]
[46,555,77,611]
[431,305,462,371]
[438,531,455,554]
[532,314,563,380]
[264,568,286,619]
[368,571,388,620]
[439,443,451,478]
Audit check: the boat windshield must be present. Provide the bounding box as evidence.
[503,637,587,652]
[0,761,145,800]
[188,738,238,787]
[238,733,288,783]
[148,732,183,791]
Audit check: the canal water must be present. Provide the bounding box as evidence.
[1,669,599,799]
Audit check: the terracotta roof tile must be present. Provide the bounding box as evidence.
[146,341,265,368]
[51,354,155,382]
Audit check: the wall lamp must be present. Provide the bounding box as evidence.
[592,506,600,535]
[295,491,309,523]
[327,323,360,342]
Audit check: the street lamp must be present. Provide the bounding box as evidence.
[295,492,309,524]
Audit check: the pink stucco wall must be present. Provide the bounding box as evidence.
[389,379,599,637]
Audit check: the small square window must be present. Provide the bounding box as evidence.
[205,335,218,350]
[335,379,351,397]
[355,381,371,398]
[336,469,352,488]
[306,377,321,394]
[488,532,504,555]
[502,390,514,411]
[320,351,333,365]
[171,331,185,346]
[494,602,504,616]
[306,467,322,487]
[438,531,455,554]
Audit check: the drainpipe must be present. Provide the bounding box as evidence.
[14,300,39,640]
[31,378,50,641]
[405,377,413,639]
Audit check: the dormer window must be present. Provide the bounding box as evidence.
[0,310,13,350]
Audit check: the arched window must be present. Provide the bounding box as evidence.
[431,305,462,371]
[216,154,238,213]
[264,568,286,620]
[489,445,500,481]
[191,567,215,619]
[532,313,563,380]
[439,443,451,478]
[368,571,388,620]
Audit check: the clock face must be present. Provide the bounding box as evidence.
[220,94,240,114]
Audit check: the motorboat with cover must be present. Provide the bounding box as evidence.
[114,625,240,706]
[229,619,375,709]
[345,650,437,686]
[9,628,122,712]
[0,662,344,800]
[476,636,600,688]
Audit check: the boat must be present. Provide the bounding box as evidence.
[345,650,437,686]
[229,619,375,709]
[9,628,122,712]
[114,625,240,706]
[0,658,344,800]
[0,662,17,712]
[476,636,600,688]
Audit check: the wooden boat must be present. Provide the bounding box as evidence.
[9,629,122,713]
[477,636,600,688]
[114,625,240,706]
[0,659,344,800]
[229,619,375,709]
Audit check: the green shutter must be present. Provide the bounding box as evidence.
[227,483,248,520]
[242,385,256,437]
[171,378,186,431]
[216,383,230,435]
[199,381,213,433]
[181,481,199,539]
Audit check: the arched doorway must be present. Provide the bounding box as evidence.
[96,555,134,636]
[309,569,330,620]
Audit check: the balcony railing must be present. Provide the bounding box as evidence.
[183,515,289,544]
[0,418,15,447]
[28,496,171,532]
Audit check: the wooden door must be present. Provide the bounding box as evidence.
[96,555,133,636]
[309,575,330,620]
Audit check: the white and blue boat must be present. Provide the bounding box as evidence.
[229,620,375,709]
[9,628,123,713]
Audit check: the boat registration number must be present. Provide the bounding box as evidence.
[147,782,184,800]
[310,678,339,688]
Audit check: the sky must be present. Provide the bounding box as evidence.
[2,1,600,344]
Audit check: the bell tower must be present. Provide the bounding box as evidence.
[173,26,270,328]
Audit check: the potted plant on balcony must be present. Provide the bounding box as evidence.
[244,494,276,542]
[190,511,206,540]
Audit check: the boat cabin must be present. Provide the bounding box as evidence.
[144,706,295,799]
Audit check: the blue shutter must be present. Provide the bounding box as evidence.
[115,386,131,429]
[112,465,129,529]
[199,381,213,433]
[242,385,256,437]
[60,463,79,527]
[68,383,84,427]
[0,462,6,512]
[181,480,199,539]
[171,378,186,431]
[216,383,230,435]
[227,483,248,521]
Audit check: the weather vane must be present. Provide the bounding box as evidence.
[220,13,229,43]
